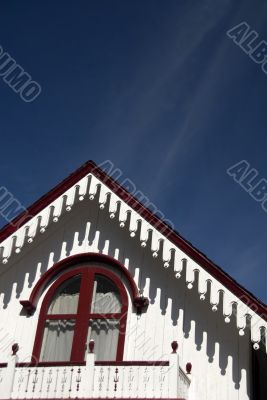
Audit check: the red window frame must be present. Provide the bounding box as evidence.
[32,266,128,364]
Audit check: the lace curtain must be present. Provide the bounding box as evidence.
[40,319,75,362]
[87,280,121,360]
[40,275,121,362]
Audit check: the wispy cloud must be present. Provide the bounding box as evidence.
[147,3,267,198]
[91,1,233,165]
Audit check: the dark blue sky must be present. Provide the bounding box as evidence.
[0,1,267,302]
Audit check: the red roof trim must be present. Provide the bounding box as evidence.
[0,160,266,320]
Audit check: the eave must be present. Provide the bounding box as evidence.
[0,160,266,351]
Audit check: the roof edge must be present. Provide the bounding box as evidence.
[0,160,266,320]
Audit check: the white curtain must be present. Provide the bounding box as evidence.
[91,288,121,313]
[88,280,121,361]
[41,277,80,361]
[40,319,75,362]
[48,292,80,314]
[86,319,120,361]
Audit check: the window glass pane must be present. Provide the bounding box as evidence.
[48,275,81,314]
[40,319,75,362]
[91,275,121,313]
[86,319,120,361]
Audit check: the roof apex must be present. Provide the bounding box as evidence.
[0,160,266,332]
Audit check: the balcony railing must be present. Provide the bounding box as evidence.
[0,342,191,399]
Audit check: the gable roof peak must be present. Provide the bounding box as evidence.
[0,160,266,350]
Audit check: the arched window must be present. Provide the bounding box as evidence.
[32,267,128,363]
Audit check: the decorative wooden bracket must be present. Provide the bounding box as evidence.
[133,296,149,315]
[20,300,36,315]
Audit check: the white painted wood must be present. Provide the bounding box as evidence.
[0,173,261,399]
[169,351,179,397]
[0,353,17,399]
[0,361,191,399]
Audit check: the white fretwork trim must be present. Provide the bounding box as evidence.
[0,172,266,351]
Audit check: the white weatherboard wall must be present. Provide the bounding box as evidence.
[0,196,252,400]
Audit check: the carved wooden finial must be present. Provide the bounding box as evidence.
[171,341,178,353]
[89,339,95,353]
[186,362,192,374]
[12,343,19,356]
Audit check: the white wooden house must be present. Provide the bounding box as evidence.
[0,160,266,400]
